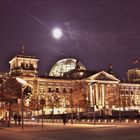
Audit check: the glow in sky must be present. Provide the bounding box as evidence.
[52,28,63,39]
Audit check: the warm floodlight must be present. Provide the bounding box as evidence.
[16,77,27,85]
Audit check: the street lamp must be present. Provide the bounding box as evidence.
[40,98,46,130]
[118,87,121,122]
[70,92,74,124]
[16,77,27,129]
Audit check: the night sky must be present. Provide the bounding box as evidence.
[0,0,140,79]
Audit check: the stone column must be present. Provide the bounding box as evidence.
[89,84,93,107]
[101,84,105,107]
[93,85,96,108]
[129,88,132,108]
[99,84,102,106]
[133,87,136,106]
[137,88,140,106]
[95,84,99,107]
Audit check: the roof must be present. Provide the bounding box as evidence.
[15,55,37,59]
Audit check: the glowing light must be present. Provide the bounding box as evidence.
[52,28,63,39]
[16,77,27,85]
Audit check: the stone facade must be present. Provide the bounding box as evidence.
[1,54,139,117]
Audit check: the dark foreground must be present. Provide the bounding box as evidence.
[0,124,140,140]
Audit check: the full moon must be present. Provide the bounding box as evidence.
[52,28,63,39]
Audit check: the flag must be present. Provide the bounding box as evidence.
[108,64,113,69]
[133,59,138,64]
[22,45,25,54]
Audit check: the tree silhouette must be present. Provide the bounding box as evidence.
[0,76,22,126]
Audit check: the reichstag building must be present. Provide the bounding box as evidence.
[1,52,140,118]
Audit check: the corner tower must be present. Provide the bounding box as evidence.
[9,46,39,76]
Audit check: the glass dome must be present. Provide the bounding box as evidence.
[49,58,86,77]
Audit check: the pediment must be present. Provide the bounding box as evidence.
[87,71,120,82]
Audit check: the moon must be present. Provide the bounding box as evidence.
[52,28,63,39]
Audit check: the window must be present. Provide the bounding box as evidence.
[63,88,66,93]
[48,88,51,92]
[56,88,59,93]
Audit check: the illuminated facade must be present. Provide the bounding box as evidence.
[1,54,140,118]
[127,68,140,83]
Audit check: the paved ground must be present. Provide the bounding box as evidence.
[2,122,116,131]
[0,123,140,140]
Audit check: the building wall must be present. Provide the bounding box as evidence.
[21,76,140,116]
[6,55,140,117]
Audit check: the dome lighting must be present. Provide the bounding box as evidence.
[49,58,86,77]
